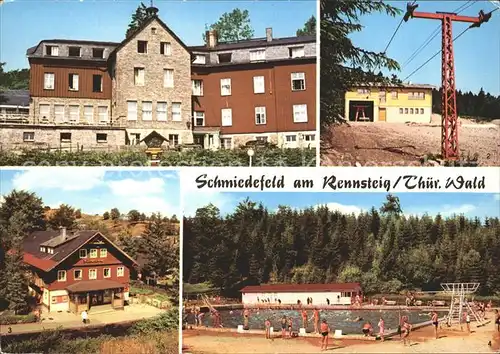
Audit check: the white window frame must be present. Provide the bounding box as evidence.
[127,101,137,121]
[253,76,265,94]
[193,55,206,64]
[100,248,107,258]
[157,101,167,121]
[290,46,305,58]
[117,267,124,277]
[89,269,97,280]
[46,45,59,56]
[291,72,306,91]
[57,270,66,282]
[134,67,145,86]
[44,73,55,90]
[96,133,107,143]
[171,102,181,121]
[286,134,297,142]
[103,268,111,278]
[39,104,50,120]
[89,249,98,258]
[74,269,82,280]
[83,105,93,124]
[250,49,266,61]
[69,105,79,123]
[54,104,65,123]
[391,91,398,99]
[192,80,203,96]
[221,137,232,150]
[194,111,205,126]
[255,106,266,125]
[221,108,232,127]
[98,106,108,124]
[164,69,174,88]
[69,73,79,91]
[304,134,315,142]
[220,78,231,96]
[23,132,35,142]
[142,101,153,121]
[160,42,171,56]
[293,104,308,123]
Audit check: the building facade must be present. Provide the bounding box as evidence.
[345,84,434,124]
[0,9,316,150]
[23,228,137,314]
[240,283,362,306]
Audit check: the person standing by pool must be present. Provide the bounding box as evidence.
[281,316,287,339]
[495,309,500,332]
[288,317,293,337]
[301,309,308,329]
[197,311,204,327]
[431,311,439,339]
[377,317,385,341]
[401,317,412,346]
[320,319,330,351]
[313,308,320,333]
[265,318,271,339]
[465,311,471,333]
[243,308,250,329]
[194,306,199,327]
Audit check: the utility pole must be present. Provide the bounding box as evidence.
[404,3,492,161]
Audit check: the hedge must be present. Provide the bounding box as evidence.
[0,313,37,325]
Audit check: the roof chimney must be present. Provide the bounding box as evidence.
[266,28,273,42]
[206,30,218,48]
[59,226,67,241]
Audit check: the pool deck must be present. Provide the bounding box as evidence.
[197,304,449,312]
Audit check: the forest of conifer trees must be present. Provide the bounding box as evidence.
[183,196,500,297]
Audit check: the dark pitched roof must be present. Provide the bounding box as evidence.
[26,39,120,56]
[240,283,362,293]
[0,90,30,107]
[189,35,315,52]
[110,16,189,57]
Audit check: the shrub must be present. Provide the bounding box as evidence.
[129,307,179,335]
[0,313,37,325]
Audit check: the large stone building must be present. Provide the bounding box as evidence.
[0,7,317,151]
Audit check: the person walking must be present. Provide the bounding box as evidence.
[320,319,330,351]
[431,311,439,339]
[81,310,88,325]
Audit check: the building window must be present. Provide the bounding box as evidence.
[39,104,50,121]
[44,73,55,90]
[391,91,398,99]
[57,270,67,282]
[171,103,181,121]
[92,48,104,58]
[60,132,71,142]
[220,78,231,96]
[157,102,167,121]
[92,75,103,92]
[304,134,315,142]
[40,246,46,252]
[134,68,145,86]
[89,249,98,258]
[193,55,206,64]
[100,248,107,258]
[408,91,425,100]
[160,42,171,55]
[250,49,266,61]
[51,295,68,304]
[420,108,424,114]
[68,73,79,91]
[357,88,370,95]
[255,106,266,125]
[45,45,59,56]
[256,136,268,142]
[89,269,97,280]
[117,267,124,277]
[291,72,305,91]
[168,134,179,146]
[221,108,232,126]
[131,133,141,145]
[96,133,107,143]
[127,101,137,121]
[23,132,35,142]
[289,46,305,58]
[84,105,93,123]
[218,53,232,63]
[47,248,54,254]
[68,46,81,57]
[74,269,82,280]
[103,268,111,278]
[405,108,409,114]
[98,106,108,124]
[194,111,205,126]
[192,80,203,96]
[410,108,414,114]
[142,101,153,121]
[293,104,308,123]
[69,105,79,123]
[79,249,87,258]
[151,27,157,34]
[253,76,265,94]
[54,105,65,123]
[137,40,148,53]
[286,135,297,142]
[163,69,174,88]
[399,108,404,114]
[221,138,232,149]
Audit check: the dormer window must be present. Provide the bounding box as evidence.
[79,249,87,258]
[46,45,59,56]
[47,248,54,254]
[90,249,98,258]
[40,247,46,253]
[137,40,148,54]
[92,48,105,58]
[68,46,81,57]
[218,53,232,63]
[289,46,305,58]
[250,49,265,62]
[193,55,206,64]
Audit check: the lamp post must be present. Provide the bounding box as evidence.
[247,148,255,167]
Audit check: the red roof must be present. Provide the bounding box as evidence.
[23,252,57,271]
[240,283,362,293]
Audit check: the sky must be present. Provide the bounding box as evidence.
[183,191,500,219]
[0,168,181,217]
[351,0,500,95]
[0,0,315,68]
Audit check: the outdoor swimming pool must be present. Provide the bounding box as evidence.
[186,308,447,335]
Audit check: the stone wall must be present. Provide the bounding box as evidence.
[113,18,193,144]
[30,97,112,125]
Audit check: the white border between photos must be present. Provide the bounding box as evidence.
[315,0,321,167]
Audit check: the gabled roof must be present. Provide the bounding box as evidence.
[139,130,169,144]
[240,283,362,293]
[23,230,137,271]
[110,15,189,57]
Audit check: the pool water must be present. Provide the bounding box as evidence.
[186,309,446,335]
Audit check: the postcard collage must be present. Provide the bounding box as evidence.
[0,0,499,353]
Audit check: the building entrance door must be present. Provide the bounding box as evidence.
[379,108,387,122]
